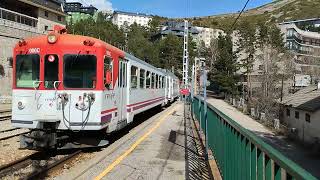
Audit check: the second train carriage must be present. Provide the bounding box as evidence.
[12,26,179,150]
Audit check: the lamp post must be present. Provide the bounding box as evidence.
[201,60,209,159]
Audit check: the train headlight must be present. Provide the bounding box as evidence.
[17,101,25,110]
[47,33,58,44]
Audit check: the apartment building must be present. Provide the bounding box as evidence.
[193,26,224,47]
[153,21,199,41]
[112,11,152,28]
[64,2,98,24]
[279,18,320,88]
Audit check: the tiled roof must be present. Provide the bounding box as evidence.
[281,85,320,112]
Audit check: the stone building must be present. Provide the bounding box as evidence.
[280,85,320,145]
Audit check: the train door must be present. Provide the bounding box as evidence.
[35,54,60,120]
[117,58,128,129]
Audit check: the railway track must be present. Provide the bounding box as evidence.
[0,109,11,121]
[0,150,82,179]
[0,130,29,141]
[0,109,27,141]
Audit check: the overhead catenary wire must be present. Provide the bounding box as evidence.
[229,0,251,32]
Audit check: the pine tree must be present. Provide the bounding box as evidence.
[210,33,238,95]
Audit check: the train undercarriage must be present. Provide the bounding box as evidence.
[20,122,109,150]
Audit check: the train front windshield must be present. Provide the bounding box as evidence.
[63,55,97,89]
[15,54,40,88]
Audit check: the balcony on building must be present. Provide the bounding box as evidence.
[0,0,39,32]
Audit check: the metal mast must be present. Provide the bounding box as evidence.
[182,20,189,88]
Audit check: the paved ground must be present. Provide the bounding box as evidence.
[56,102,213,180]
[207,98,320,178]
[0,103,11,112]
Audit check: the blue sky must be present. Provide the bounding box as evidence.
[111,0,273,18]
[68,0,274,18]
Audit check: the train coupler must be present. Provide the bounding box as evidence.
[20,130,57,150]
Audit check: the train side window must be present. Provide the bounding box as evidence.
[155,74,158,89]
[159,76,162,88]
[104,56,113,89]
[162,77,164,88]
[122,62,125,87]
[123,62,127,87]
[151,73,155,89]
[140,69,145,88]
[119,61,122,87]
[146,71,151,88]
[131,66,138,89]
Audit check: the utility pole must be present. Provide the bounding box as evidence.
[191,64,195,99]
[182,20,189,88]
[194,58,198,95]
[202,62,209,159]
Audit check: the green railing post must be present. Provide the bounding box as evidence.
[274,164,281,180]
[257,149,264,180]
[245,139,251,180]
[265,156,272,180]
[191,96,317,180]
[251,145,257,180]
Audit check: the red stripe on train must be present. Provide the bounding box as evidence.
[101,107,117,114]
[127,96,164,107]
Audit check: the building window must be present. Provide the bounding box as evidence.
[45,11,48,17]
[286,109,290,117]
[58,16,62,21]
[305,113,310,123]
[295,111,299,119]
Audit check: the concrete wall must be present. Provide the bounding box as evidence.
[37,8,66,33]
[0,6,66,103]
[0,24,43,99]
[282,107,320,144]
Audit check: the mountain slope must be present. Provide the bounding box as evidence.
[190,0,320,31]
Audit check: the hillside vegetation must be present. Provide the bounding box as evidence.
[190,0,320,31]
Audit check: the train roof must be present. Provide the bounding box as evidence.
[125,53,178,79]
[16,31,179,80]
[15,33,124,56]
[125,53,167,74]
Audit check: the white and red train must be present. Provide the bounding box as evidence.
[12,26,179,150]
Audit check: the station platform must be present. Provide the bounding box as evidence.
[56,102,215,180]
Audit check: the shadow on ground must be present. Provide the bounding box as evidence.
[167,103,214,180]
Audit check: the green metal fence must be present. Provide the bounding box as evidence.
[192,96,317,180]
